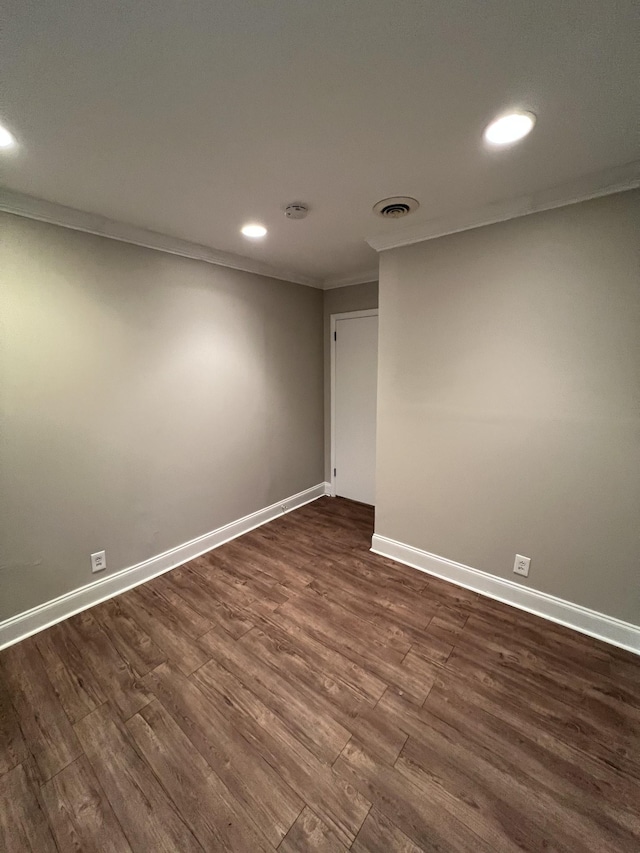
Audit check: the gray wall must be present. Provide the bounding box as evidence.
[0,213,324,621]
[376,190,640,624]
[323,281,379,481]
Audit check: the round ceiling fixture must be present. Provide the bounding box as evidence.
[241,223,267,238]
[483,111,536,147]
[373,196,420,218]
[0,124,17,149]
[284,203,309,219]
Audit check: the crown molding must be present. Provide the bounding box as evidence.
[322,269,379,290]
[0,189,322,288]
[366,161,640,252]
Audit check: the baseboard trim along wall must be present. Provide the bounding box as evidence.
[371,534,640,656]
[0,482,331,651]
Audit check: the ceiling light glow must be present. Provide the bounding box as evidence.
[484,111,536,146]
[0,124,17,149]
[241,223,267,238]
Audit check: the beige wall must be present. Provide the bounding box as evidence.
[376,190,640,624]
[0,213,324,621]
[323,281,379,480]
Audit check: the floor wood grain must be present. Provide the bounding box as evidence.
[0,669,29,776]
[1,638,83,781]
[64,610,153,720]
[34,621,107,725]
[143,661,302,846]
[352,808,425,853]
[40,754,133,853]
[0,762,58,852]
[75,702,202,852]
[279,806,349,853]
[126,700,276,852]
[1,496,638,851]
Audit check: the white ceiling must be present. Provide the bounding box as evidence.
[1,0,638,286]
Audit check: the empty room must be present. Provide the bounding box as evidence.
[1,2,638,851]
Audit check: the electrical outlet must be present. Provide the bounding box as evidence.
[513,554,530,577]
[91,550,107,573]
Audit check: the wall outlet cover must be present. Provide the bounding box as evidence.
[91,550,107,573]
[513,554,531,577]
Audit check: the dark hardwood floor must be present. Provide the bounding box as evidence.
[1,496,639,852]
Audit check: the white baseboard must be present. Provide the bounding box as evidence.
[0,482,330,651]
[371,534,640,656]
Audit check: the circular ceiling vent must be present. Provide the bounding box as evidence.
[284,203,309,219]
[373,196,420,218]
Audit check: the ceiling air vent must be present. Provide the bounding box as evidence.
[373,196,420,218]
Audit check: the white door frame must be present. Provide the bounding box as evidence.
[330,308,379,498]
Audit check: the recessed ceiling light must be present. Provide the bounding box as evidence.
[0,124,17,149]
[484,111,536,147]
[241,223,267,238]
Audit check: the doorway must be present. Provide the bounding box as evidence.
[330,309,379,505]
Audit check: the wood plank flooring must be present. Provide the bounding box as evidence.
[1,496,638,852]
